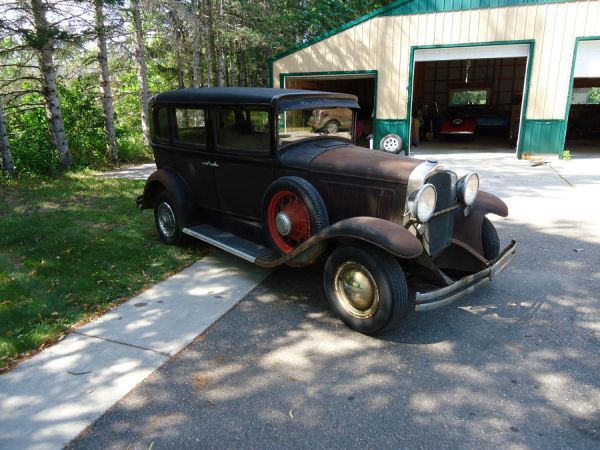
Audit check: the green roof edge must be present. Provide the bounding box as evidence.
[270,0,577,64]
[270,0,414,63]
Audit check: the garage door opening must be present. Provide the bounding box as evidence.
[565,40,600,158]
[565,80,600,157]
[410,44,530,155]
[283,74,376,148]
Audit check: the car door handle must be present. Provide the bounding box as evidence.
[201,161,219,168]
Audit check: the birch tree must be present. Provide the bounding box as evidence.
[130,0,150,145]
[30,0,72,170]
[94,0,118,163]
[0,97,17,177]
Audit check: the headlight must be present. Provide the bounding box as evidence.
[457,173,479,205]
[408,184,437,223]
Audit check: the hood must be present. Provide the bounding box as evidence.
[280,141,424,182]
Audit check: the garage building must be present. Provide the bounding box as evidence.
[270,0,600,158]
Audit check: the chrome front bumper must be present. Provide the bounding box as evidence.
[414,240,517,312]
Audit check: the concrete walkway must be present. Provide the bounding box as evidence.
[0,158,270,450]
[97,163,156,180]
[0,252,270,450]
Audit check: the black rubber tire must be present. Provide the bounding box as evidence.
[324,245,410,335]
[323,120,340,134]
[481,217,500,260]
[262,176,329,254]
[153,191,186,246]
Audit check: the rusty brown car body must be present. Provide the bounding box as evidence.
[138,88,516,334]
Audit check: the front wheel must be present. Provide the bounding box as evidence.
[324,245,410,334]
[481,217,500,260]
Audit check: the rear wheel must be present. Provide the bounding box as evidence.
[481,217,500,260]
[263,177,329,255]
[324,245,410,334]
[154,191,186,246]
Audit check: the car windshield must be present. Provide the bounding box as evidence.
[277,107,354,149]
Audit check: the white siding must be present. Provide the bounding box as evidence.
[273,1,600,120]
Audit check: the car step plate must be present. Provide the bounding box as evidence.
[183,224,275,263]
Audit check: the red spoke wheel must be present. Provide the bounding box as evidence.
[263,177,329,255]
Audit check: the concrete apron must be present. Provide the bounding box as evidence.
[0,252,270,450]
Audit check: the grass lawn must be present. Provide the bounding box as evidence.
[0,173,206,371]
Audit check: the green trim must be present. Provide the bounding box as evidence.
[268,58,274,88]
[520,120,566,155]
[382,0,577,17]
[560,36,600,158]
[374,120,410,152]
[405,40,535,157]
[271,0,576,64]
[271,2,410,62]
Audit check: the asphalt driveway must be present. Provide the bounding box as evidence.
[68,153,600,449]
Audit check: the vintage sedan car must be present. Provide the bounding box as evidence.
[137,87,516,334]
[308,108,353,134]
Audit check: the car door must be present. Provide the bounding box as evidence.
[172,106,219,210]
[212,107,277,220]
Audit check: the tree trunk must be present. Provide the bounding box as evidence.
[94,0,118,163]
[215,0,226,86]
[30,0,71,171]
[192,30,200,88]
[0,97,16,177]
[132,0,150,146]
[206,0,217,87]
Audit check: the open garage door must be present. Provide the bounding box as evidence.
[283,73,376,148]
[565,40,600,158]
[410,44,530,155]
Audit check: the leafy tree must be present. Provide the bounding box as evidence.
[587,87,600,105]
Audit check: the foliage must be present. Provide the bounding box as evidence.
[0,173,206,371]
[1,1,393,175]
[587,87,600,105]
[449,89,488,106]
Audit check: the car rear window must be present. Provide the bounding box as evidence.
[175,108,207,146]
[155,107,169,140]
[216,109,270,154]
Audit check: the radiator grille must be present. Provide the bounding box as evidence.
[424,171,456,255]
[317,183,393,221]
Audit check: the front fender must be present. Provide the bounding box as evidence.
[256,216,423,268]
[472,190,508,217]
[447,190,509,264]
[323,217,423,259]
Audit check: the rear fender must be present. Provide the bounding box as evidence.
[139,168,194,226]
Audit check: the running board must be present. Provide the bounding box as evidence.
[183,224,275,263]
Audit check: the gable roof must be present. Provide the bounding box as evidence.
[271,0,577,63]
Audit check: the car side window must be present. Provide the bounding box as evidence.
[155,107,170,141]
[175,108,207,147]
[216,109,270,154]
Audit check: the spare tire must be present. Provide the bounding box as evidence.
[263,177,329,254]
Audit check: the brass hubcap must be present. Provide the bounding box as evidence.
[334,262,379,319]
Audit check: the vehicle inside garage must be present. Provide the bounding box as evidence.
[410,57,527,153]
[284,75,376,147]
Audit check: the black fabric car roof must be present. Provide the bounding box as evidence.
[150,87,359,107]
